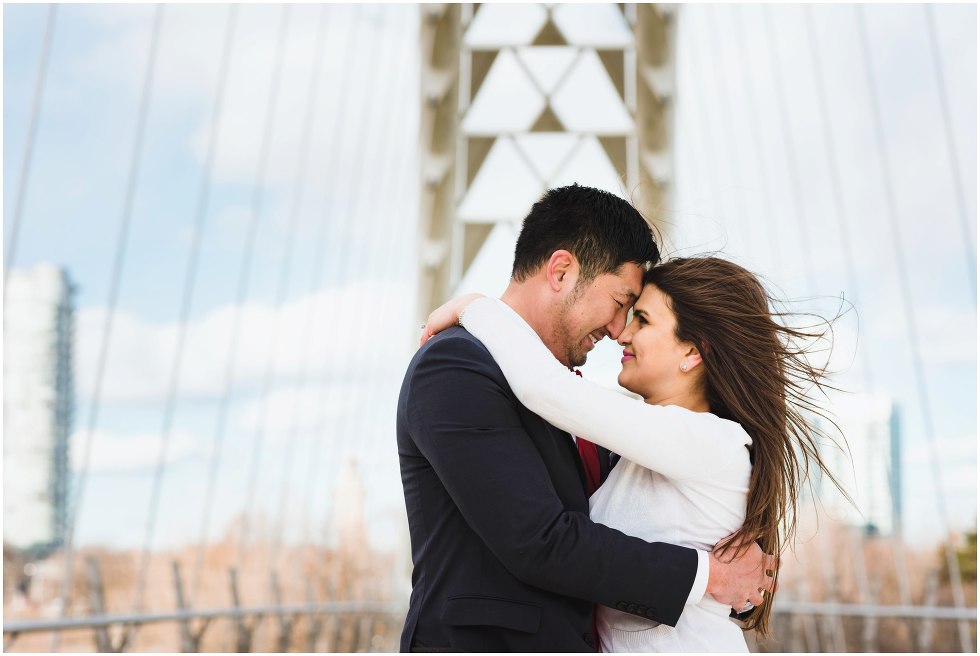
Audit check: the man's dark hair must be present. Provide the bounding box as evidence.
[511,184,660,282]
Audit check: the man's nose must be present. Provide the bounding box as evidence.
[607,312,628,341]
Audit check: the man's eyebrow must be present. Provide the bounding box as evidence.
[619,289,639,301]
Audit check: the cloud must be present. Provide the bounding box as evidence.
[69,4,420,191]
[234,378,402,446]
[903,434,977,467]
[74,280,416,404]
[70,427,201,474]
[862,305,977,366]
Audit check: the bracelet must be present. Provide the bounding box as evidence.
[457,304,468,327]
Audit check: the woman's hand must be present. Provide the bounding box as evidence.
[420,293,485,346]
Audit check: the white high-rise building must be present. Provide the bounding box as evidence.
[332,457,369,555]
[814,393,901,536]
[3,264,74,553]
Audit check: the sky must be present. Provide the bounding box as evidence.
[2,1,976,570]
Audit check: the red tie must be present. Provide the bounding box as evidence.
[573,370,602,651]
[573,370,601,497]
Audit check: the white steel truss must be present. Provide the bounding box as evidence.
[417,3,676,320]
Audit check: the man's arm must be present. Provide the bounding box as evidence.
[708,538,777,610]
[408,332,696,626]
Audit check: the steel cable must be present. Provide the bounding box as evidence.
[250,2,331,571]
[701,8,759,263]
[178,3,290,575]
[855,6,971,650]
[4,4,56,292]
[281,6,363,598]
[303,4,391,598]
[924,4,976,304]
[802,6,904,637]
[111,4,238,606]
[761,6,818,293]
[51,4,165,650]
[730,5,785,279]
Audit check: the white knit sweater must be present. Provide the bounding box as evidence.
[461,297,752,652]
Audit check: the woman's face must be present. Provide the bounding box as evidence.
[616,284,694,402]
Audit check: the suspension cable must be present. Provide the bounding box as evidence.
[924,4,976,304]
[4,4,56,291]
[747,9,848,649]
[761,6,817,294]
[680,9,726,255]
[855,6,971,651]
[51,5,165,650]
[253,2,331,571]
[229,5,295,572]
[801,6,907,623]
[347,10,420,592]
[242,8,375,584]
[104,4,238,608]
[176,3,289,577]
[305,4,391,590]
[730,5,785,280]
[315,9,409,620]
[282,5,364,598]
[343,0,418,540]
[701,7,759,261]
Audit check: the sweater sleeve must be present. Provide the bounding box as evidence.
[461,297,751,481]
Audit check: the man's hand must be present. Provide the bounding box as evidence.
[420,293,485,346]
[705,537,777,613]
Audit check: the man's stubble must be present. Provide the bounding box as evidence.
[551,280,589,368]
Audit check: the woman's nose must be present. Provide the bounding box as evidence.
[617,321,635,346]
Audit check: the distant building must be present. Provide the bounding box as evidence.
[813,394,902,536]
[3,264,74,554]
[331,457,369,556]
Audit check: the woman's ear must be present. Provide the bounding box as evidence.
[546,250,578,292]
[680,344,703,372]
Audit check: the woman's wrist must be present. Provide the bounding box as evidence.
[455,293,484,327]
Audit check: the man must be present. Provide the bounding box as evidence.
[398,185,772,652]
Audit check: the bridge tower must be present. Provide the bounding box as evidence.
[417,3,676,320]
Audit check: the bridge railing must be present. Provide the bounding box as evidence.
[3,602,403,652]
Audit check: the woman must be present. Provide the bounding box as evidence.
[422,256,847,652]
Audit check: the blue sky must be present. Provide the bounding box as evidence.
[3,3,976,558]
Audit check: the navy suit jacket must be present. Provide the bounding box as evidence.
[397,327,698,652]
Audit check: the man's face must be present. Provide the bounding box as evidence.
[551,263,644,368]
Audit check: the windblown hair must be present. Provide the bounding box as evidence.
[645,257,849,638]
[512,184,660,283]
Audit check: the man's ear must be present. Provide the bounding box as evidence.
[546,250,578,292]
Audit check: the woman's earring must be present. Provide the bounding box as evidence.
[680,362,688,372]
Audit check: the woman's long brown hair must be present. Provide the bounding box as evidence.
[645,257,850,637]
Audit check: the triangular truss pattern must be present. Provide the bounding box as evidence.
[548,136,627,199]
[530,106,565,132]
[515,46,580,96]
[551,49,633,135]
[458,139,546,223]
[552,4,633,48]
[469,50,498,103]
[462,49,544,134]
[532,15,567,46]
[453,221,520,297]
[426,5,677,309]
[464,4,547,48]
[512,133,581,182]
